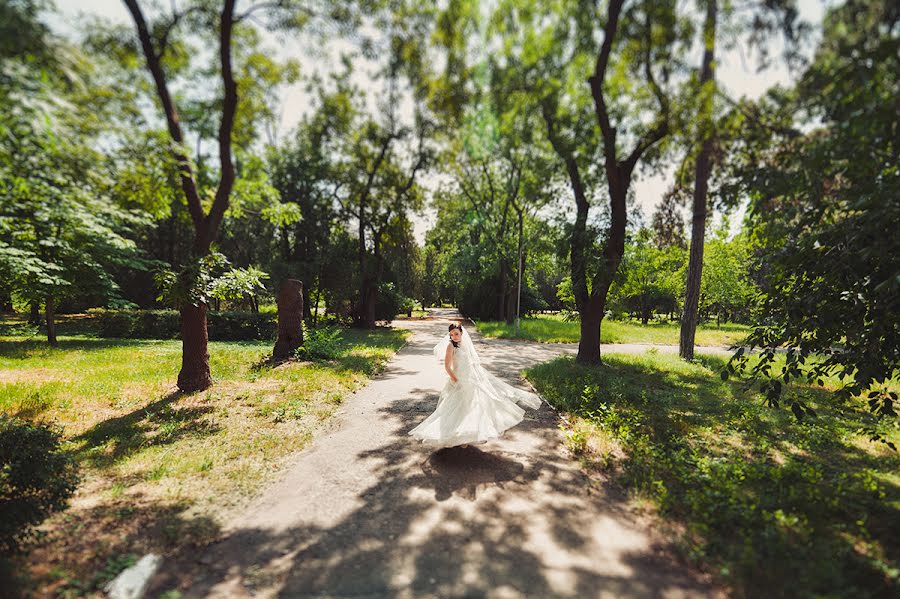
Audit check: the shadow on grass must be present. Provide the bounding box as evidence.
[0,336,159,360]
[72,390,221,471]
[526,355,900,598]
[9,490,221,598]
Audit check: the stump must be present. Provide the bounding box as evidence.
[273,279,304,361]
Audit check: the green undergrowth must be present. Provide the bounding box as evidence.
[526,351,899,598]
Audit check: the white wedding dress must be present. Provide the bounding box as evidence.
[408,327,542,447]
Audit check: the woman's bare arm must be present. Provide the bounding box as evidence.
[445,343,458,383]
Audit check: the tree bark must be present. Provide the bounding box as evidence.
[273,279,304,361]
[124,0,239,392]
[177,302,212,392]
[680,0,718,361]
[45,296,57,347]
[539,0,670,365]
[0,291,13,312]
[578,300,604,364]
[29,301,40,325]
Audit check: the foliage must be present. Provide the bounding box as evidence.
[296,326,345,361]
[153,251,270,311]
[0,54,152,319]
[90,308,275,341]
[720,0,900,443]
[610,227,686,324]
[527,353,900,597]
[0,415,79,555]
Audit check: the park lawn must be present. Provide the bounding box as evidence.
[476,314,750,346]
[526,350,900,599]
[0,326,408,597]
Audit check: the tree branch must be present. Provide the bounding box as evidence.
[203,0,239,251]
[155,5,203,61]
[587,0,626,161]
[122,0,204,230]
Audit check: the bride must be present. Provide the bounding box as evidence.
[408,322,542,447]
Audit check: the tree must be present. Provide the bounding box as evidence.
[121,0,356,389]
[678,0,718,360]
[699,220,755,325]
[679,0,806,360]
[0,23,150,345]
[268,77,352,320]
[613,227,686,324]
[336,65,429,328]
[494,0,683,363]
[121,0,242,391]
[721,0,899,443]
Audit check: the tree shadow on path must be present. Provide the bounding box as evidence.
[149,317,722,599]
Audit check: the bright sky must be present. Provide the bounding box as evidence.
[53,0,832,242]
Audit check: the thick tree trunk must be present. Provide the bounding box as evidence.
[577,300,604,364]
[273,279,304,361]
[680,0,718,361]
[177,302,212,392]
[45,296,57,347]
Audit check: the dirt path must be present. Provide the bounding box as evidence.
[153,310,724,598]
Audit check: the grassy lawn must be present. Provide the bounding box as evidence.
[0,323,408,597]
[476,314,750,346]
[526,350,899,598]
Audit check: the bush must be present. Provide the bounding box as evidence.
[0,416,79,555]
[208,312,275,341]
[90,308,180,339]
[90,309,275,341]
[295,326,344,361]
[375,282,412,322]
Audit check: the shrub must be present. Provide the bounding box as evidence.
[295,326,344,361]
[91,308,180,339]
[375,282,412,322]
[0,416,79,555]
[207,311,275,341]
[90,309,275,341]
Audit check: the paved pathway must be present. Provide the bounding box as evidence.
[153,309,724,598]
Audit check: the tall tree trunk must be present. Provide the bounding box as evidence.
[680,0,718,361]
[45,296,57,346]
[29,301,40,325]
[177,302,212,391]
[273,279,304,361]
[497,260,508,321]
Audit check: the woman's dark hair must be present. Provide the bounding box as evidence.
[448,323,463,348]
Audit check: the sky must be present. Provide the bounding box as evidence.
[52,0,832,243]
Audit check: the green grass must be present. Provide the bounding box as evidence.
[0,323,408,596]
[526,351,899,598]
[477,313,750,346]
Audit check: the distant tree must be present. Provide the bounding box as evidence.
[651,187,687,250]
[612,227,686,324]
[699,220,755,326]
